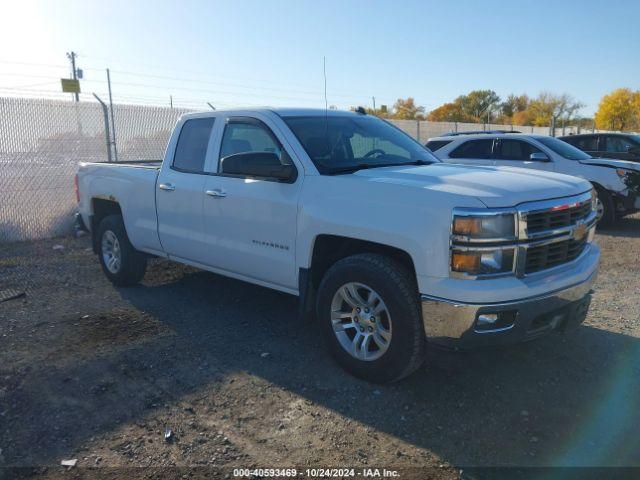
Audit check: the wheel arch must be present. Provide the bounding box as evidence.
[308,234,417,291]
[90,198,123,253]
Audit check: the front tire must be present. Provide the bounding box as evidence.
[316,253,425,383]
[97,214,147,286]
[595,187,615,227]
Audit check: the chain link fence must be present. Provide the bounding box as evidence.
[0,97,191,298]
[0,96,602,247]
[0,97,190,244]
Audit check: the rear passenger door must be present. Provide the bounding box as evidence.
[492,139,554,172]
[156,116,218,262]
[446,139,495,166]
[571,135,600,157]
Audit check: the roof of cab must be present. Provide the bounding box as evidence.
[271,108,360,117]
[429,133,549,142]
[181,107,361,121]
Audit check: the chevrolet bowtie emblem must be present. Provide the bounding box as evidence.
[574,221,587,240]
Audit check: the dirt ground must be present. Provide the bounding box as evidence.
[1,215,639,479]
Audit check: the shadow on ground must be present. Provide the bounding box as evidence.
[2,261,639,470]
[597,214,640,238]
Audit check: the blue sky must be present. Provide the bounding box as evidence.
[1,0,639,115]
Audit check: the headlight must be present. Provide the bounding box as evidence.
[452,212,516,240]
[452,248,515,276]
[616,168,631,182]
[451,210,517,277]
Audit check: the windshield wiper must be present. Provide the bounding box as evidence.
[330,159,434,175]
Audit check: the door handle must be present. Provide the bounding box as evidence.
[206,189,227,198]
[158,183,175,191]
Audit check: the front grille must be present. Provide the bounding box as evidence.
[525,200,592,234]
[525,237,588,274]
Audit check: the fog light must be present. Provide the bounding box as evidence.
[477,313,498,326]
[475,311,517,332]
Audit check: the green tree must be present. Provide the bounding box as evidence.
[455,90,501,122]
[500,94,529,118]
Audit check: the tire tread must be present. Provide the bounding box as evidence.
[317,253,425,383]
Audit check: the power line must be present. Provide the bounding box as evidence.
[0,59,401,105]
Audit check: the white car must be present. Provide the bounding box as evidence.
[77,109,599,383]
[427,133,640,225]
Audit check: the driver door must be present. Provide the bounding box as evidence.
[201,115,302,290]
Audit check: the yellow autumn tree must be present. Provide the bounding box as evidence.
[391,98,426,120]
[427,102,469,122]
[595,88,639,131]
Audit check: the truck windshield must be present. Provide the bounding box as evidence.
[283,115,439,174]
[537,136,592,160]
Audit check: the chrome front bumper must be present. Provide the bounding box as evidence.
[421,269,598,348]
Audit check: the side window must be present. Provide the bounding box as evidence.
[219,120,282,159]
[604,136,634,153]
[575,136,598,151]
[172,117,215,173]
[449,139,494,159]
[425,140,452,152]
[495,139,542,161]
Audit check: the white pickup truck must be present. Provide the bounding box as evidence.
[77,108,600,383]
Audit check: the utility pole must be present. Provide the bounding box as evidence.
[372,96,376,113]
[170,95,173,109]
[66,51,80,102]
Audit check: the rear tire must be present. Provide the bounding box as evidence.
[316,253,425,383]
[97,214,147,286]
[595,187,615,227]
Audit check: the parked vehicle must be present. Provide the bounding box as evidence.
[77,109,600,383]
[427,133,640,226]
[559,133,640,163]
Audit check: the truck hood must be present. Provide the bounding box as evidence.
[578,158,640,171]
[352,163,591,208]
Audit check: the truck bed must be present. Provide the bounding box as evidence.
[77,160,163,253]
[82,160,162,168]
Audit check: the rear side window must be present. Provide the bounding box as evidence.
[449,139,494,159]
[173,117,215,173]
[495,139,542,160]
[425,140,452,152]
[572,136,598,151]
[604,136,635,153]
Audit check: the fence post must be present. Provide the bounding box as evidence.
[106,69,118,161]
[416,120,420,142]
[454,122,458,133]
[93,93,113,163]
